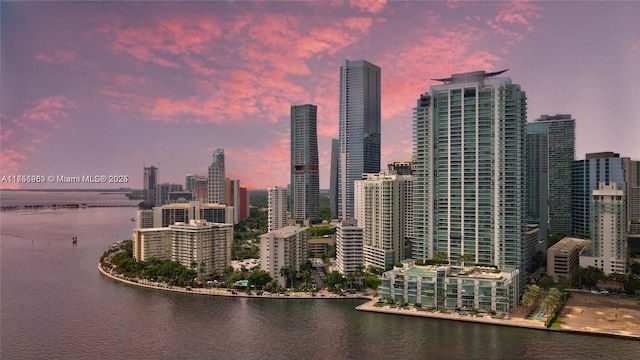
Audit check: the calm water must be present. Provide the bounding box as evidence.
[1,193,639,359]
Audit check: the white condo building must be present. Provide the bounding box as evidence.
[354,172,407,270]
[336,219,364,274]
[580,182,627,275]
[259,225,309,287]
[132,219,233,275]
[170,220,233,275]
[268,186,288,232]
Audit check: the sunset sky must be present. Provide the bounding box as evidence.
[2,1,639,190]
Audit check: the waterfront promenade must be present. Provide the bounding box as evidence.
[98,263,369,300]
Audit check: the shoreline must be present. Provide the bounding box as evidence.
[97,263,371,301]
[98,263,639,340]
[355,298,640,340]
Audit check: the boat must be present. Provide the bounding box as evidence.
[72,236,78,245]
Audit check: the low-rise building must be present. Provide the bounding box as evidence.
[547,237,591,281]
[336,219,363,274]
[379,262,520,313]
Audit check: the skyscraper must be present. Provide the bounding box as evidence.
[412,70,527,274]
[290,104,320,224]
[207,149,226,204]
[143,165,159,206]
[329,138,339,220]
[527,114,575,239]
[338,59,381,220]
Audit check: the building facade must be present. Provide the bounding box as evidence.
[208,148,226,204]
[571,152,630,238]
[290,104,320,224]
[132,219,233,276]
[170,220,233,275]
[155,183,183,206]
[335,219,364,274]
[338,59,381,220]
[153,201,233,228]
[354,172,406,270]
[579,182,627,275]
[530,115,575,238]
[329,138,339,220]
[547,237,591,282]
[136,209,155,229]
[379,262,520,313]
[412,70,527,278]
[132,227,172,262]
[268,186,288,232]
[143,165,159,206]
[259,225,309,287]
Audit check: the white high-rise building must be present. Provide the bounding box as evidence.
[259,225,309,287]
[412,70,527,277]
[354,172,406,270]
[170,220,233,275]
[132,219,233,276]
[268,186,288,232]
[336,219,364,274]
[208,149,226,204]
[580,182,627,275]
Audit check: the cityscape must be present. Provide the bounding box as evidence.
[125,62,640,328]
[2,1,640,358]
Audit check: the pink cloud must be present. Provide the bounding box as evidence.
[350,0,387,14]
[487,1,542,43]
[0,96,75,187]
[34,50,77,64]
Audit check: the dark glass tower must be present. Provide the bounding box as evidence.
[337,59,381,220]
[290,104,319,223]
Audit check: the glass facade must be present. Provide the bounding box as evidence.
[290,104,320,223]
[412,71,527,276]
[338,59,381,220]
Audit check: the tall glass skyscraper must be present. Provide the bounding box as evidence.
[412,70,527,274]
[207,148,226,204]
[531,115,575,238]
[337,59,381,220]
[290,104,319,224]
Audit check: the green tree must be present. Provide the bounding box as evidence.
[280,266,295,289]
[226,271,245,286]
[247,269,272,289]
[324,270,344,292]
[434,252,448,264]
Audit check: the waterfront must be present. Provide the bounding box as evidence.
[1,194,640,359]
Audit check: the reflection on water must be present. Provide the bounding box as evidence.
[1,201,639,359]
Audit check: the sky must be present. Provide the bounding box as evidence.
[1,0,639,190]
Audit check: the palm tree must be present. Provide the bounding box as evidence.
[280,265,294,289]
